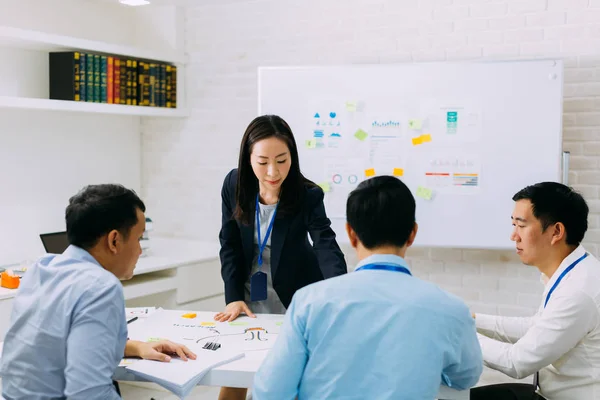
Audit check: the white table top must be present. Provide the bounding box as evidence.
[116,310,470,400]
[0,237,220,301]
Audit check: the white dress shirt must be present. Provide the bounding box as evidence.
[476,245,600,400]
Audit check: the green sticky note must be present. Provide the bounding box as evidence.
[345,101,358,112]
[408,119,423,130]
[147,337,162,342]
[416,186,432,200]
[318,182,331,193]
[275,321,283,326]
[229,321,248,326]
[305,139,316,149]
[354,129,368,141]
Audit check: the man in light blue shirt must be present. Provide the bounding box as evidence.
[1,184,195,400]
[253,176,483,400]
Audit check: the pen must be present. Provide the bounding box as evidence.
[127,317,138,324]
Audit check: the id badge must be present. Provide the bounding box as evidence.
[250,271,268,302]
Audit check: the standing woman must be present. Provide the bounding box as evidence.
[215,114,347,399]
[216,114,347,320]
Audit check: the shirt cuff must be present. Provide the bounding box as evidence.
[475,313,497,334]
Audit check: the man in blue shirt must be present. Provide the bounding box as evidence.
[253,176,483,399]
[1,184,196,400]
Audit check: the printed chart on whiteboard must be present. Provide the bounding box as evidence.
[302,99,483,218]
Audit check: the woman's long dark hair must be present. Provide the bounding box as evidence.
[234,115,317,225]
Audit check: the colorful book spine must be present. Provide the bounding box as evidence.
[126,59,132,105]
[100,56,107,103]
[107,57,114,104]
[149,63,157,107]
[166,65,172,108]
[119,59,127,105]
[114,57,121,105]
[79,53,87,102]
[86,53,94,102]
[93,54,100,103]
[160,64,167,107]
[48,51,82,101]
[131,60,138,106]
[171,65,177,108]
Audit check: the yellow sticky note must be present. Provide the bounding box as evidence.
[365,168,376,177]
[408,119,423,130]
[416,186,433,200]
[412,137,423,146]
[200,321,216,327]
[305,139,316,149]
[181,313,197,319]
[345,101,358,112]
[421,134,432,143]
[393,168,404,177]
[354,129,368,141]
[318,182,331,193]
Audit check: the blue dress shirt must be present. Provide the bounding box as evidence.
[253,254,483,400]
[0,245,127,400]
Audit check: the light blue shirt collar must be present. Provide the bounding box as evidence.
[62,245,104,269]
[355,254,411,272]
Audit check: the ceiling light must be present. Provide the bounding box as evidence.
[119,0,150,6]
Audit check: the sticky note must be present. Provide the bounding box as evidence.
[182,313,197,319]
[408,119,422,130]
[412,137,423,146]
[318,182,331,193]
[416,186,433,200]
[201,322,216,327]
[354,129,368,141]
[393,168,404,177]
[421,134,432,143]
[276,321,283,326]
[345,101,358,112]
[229,321,249,326]
[147,337,163,342]
[305,139,316,149]
[365,168,376,177]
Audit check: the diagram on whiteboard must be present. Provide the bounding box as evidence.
[300,98,483,219]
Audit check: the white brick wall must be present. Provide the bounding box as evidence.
[142,0,600,317]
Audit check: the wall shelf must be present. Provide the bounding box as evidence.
[0,96,188,117]
[0,26,186,64]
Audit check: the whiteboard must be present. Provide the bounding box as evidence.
[258,61,563,249]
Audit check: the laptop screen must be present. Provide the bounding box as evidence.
[39,231,70,254]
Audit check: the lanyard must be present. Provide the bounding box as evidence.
[544,252,588,308]
[355,262,411,276]
[256,194,278,268]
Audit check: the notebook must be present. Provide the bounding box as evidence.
[125,347,244,399]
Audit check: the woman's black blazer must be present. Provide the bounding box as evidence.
[218,168,347,308]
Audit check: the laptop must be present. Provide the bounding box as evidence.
[39,231,70,254]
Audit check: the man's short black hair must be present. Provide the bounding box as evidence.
[65,184,146,250]
[513,182,588,246]
[346,176,416,249]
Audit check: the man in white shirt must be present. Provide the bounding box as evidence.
[471,182,600,400]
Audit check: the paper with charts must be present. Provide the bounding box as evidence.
[123,310,284,398]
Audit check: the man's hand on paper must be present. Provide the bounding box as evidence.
[214,301,256,322]
[127,339,198,363]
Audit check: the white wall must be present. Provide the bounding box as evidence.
[0,0,145,263]
[142,0,600,317]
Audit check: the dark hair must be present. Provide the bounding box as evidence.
[512,182,588,246]
[65,184,146,250]
[234,115,316,224]
[346,176,416,249]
